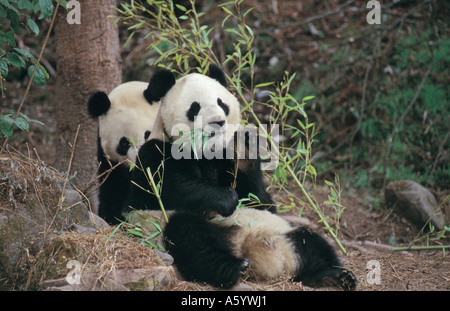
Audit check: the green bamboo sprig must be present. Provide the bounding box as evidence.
[129,138,169,223]
[117,0,347,254]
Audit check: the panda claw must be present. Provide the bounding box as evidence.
[241,259,250,274]
[337,268,357,291]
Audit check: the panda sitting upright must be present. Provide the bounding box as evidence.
[88,81,160,224]
[125,65,357,290]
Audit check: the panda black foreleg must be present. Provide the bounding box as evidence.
[233,158,276,213]
[289,226,357,291]
[164,212,248,288]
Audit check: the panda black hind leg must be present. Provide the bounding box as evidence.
[164,212,249,288]
[289,226,357,291]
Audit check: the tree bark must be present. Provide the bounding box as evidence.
[54,0,122,209]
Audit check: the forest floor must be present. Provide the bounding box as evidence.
[166,187,450,291]
[3,87,448,291]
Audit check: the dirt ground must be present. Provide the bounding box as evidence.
[325,197,450,291]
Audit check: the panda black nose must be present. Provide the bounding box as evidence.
[209,120,225,128]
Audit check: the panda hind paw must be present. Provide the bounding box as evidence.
[302,267,357,291]
[323,268,357,291]
[215,258,250,289]
[337,268,357,291]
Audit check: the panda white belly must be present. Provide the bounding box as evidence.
[213,209,300,280]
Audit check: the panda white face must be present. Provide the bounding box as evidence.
[159,73,241,145]
[95,81,160,165]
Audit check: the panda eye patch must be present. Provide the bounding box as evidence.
[217,98,229,116]
[116,136,131,156]
[187,101,201,121]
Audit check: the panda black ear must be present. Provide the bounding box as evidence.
[88,91,111,117]
[144,69,176,102]
[208,64,228,88]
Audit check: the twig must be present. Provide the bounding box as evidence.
[344,240,395,253]
[81,159,128,198]
[58,124,80,210]
[44,124,80,243]
[431,131,449,174]
[17,37,56,77]
[351,59,372,143]
[391,245,450,252]
[0,0,62,152]
[274,0,401,30]
[281,0,356,28]
[349,58,372,168]
[0,72,4,98]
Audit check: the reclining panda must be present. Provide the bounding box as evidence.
[88,81,160,224]
[125,65,357,290]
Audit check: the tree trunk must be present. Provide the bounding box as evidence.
[54,0,122,211]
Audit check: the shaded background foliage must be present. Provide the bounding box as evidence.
[121,0,449,197]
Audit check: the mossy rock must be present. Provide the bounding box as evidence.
[385,180,449,230]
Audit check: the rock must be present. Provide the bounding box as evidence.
[385,180,449,230]
[230,282,254,291]
[154,249,174,266]
[117,267,175,291]
[63,188,110,230]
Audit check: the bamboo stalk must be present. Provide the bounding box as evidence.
[146,167,169,223]
[245,107,348,255]
[286,165,348,255]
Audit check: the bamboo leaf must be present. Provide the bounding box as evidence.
[325,180,334,187]
[255,81,274,88]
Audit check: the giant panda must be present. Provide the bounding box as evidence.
[125,65,357,290]
[88,81,160,224]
